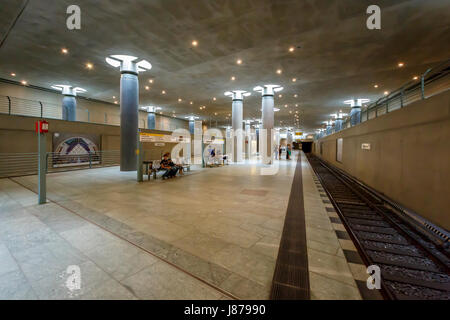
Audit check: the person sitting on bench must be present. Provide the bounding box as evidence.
[160,153,180,179]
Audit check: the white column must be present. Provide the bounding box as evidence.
[244,120,251,160]
[224,90,251,163]
[254,85,283,165]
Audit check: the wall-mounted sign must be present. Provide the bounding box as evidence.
[361,143,371,150]
[139,132,190,143]
[203,136,225,144]
[35,120,49,133]
[336,138,343,163]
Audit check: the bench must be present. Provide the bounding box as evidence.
[143,159,190,180]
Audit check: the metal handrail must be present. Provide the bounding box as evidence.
[338,59,450,131]
[0,150,120,178]
[0,92,187,130]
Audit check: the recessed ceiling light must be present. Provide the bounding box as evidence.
[276,69,282,74]
[178,98,182,102]
[278,94,282,98]
[86,62,93,69]
[162,90,166,94]
[289,111,292,114]
[149,79,154,83]
[284,104,288,108]
[292,78,297,82]
[145,86,150,90]
[398,62,404,67]
[413,76,418,80]
[295,104,298,107]
[213,97,216,101]
[236,59,242,65]
[61,48,68,54]
[190,101,193,105]
[228,114,231,116]
[374,84,379,88]
[10,73,16,77]
[214,112,218,115]
[231,76,235,81]
[289,47,295,52]
[192,40,198,47]
[113,96,116,99]
[199,107,202,110]
[114,101,118,104]
[21,80,27,85]
[294,94,298,98]
[384,91,389,95]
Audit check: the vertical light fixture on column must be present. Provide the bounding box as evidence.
[106,55,152,171]
[253,85,283,164]
[224,90,251,162]
[344,98,369,126]
[140,106,161,130]
[51,85,86,121]
[323,120,334,135]
[331,110,348,132]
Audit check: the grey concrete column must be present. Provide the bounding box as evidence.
[262,96,274,163]
[106,55,152,172]
[232,99,243,162]
[62,96,76,121]
[335,118,343,132]
[120,72,139,171]
[254,85,283,165]
[51,85,86,122]
[224,90,251,163]
[256,127,260,153]
[350,106,361,126]
[345,98,369,127]
[147,112,156,129]
[189,120,195,135]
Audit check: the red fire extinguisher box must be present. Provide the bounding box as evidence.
[35,120,49,133]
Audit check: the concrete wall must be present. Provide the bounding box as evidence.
[0,113,182,161]
[313,90,450,230]
[0,81,189,131]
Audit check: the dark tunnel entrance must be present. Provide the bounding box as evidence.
[301,142,312,153]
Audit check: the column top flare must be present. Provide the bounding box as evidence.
[105,55,152,74]
[224,90,251,100]
[253,84,283,96]
[51,85,86,96]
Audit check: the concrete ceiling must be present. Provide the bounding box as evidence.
[1,0,449,132]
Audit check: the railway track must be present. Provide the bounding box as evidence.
[306,154,450,300]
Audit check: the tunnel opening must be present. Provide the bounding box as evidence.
[301,141,312,153]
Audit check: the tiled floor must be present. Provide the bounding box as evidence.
[300,152,364,300]
[301,152,383,300]
[0,151,377,300]
[0,155,297,299]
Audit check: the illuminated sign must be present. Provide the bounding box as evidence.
[361,143,371,150]
[139,133,190,143]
